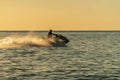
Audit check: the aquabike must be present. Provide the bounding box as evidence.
[46,30,69,47]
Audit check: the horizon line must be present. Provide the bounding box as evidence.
[0,30,120,32]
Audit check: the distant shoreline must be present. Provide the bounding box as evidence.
[0,30,120,32]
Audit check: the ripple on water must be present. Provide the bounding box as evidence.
[0,31,120,80]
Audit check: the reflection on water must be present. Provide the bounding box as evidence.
[0,31,120,80]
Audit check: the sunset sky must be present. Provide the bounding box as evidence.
[0,0,120,30]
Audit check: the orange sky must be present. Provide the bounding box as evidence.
[0,0,120,30]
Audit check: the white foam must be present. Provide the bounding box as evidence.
[0,35,52,49]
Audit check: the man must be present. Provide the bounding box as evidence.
[47,29,53,38]
[47,29,58,38]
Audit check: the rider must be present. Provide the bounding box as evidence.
[47,29,58,38]
[47,29,52,38]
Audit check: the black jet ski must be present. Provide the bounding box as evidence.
[51,34,69,47]
[47,30,69,46]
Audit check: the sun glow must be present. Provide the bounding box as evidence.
[0,0,120,30]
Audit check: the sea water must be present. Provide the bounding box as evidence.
[0,31,120,80]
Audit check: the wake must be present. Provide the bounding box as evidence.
[0,35,53,49]
[0,30,70,49]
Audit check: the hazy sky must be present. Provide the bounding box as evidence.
[0,0,120,30]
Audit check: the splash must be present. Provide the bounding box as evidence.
[0,31,70,49]
[0,35,54,49]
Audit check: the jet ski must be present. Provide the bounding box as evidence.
[47,30,69,47]
[49,34,69,47]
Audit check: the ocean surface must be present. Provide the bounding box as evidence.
[0,31,120,80]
